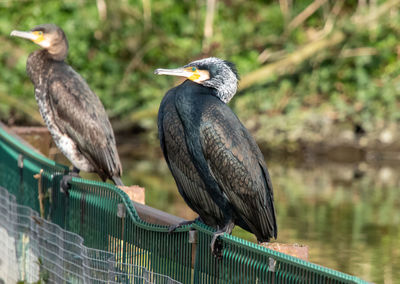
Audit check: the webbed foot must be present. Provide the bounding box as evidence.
[60,169,81,195]
[210,220,235,259]
[168,217,202,233]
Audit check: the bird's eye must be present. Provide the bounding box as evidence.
[37,31,43,35]
[192,67,197,72]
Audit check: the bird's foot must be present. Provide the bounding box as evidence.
[210,220,235,259]
[60,170,81,195]
[168,217,202,233]
[60,175,72,195]
[71,166,80,175]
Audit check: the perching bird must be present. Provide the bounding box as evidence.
[11,24,123,186]
[155,57,277,253]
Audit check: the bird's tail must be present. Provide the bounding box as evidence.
[112,176,124,186]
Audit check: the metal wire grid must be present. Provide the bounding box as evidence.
[0,186,182,283]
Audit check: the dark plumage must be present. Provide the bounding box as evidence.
[11,24,123,186]
[155,57,277,251]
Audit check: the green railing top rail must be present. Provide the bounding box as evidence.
[0,124,68,172]
[194,222,365,283]
[0,124,369,284]
[68,177,191,233]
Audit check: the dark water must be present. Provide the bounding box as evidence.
[53,136,400,284]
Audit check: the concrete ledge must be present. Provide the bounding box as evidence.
[10,126,52,156]
[118,185,145,204]
[261,242,309,261]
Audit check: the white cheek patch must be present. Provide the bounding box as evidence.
[39,39,51,48]
[192,70,210,83]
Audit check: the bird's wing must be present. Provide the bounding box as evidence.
[47,65,122,179]
[200,103,277,240]
[158,90,224,226]
[158,92,197,208]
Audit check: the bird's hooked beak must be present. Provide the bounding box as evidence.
[10,30,38,41]
[154,67,210,83]
[10,30,49,48]
[154,68,193,77]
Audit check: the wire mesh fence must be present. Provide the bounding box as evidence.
[0,125,369,284]
[0,186,182,283]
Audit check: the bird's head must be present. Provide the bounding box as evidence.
[155,57,239,103]
[11,24,68,61]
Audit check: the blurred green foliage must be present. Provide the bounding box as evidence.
[0,0,399,145]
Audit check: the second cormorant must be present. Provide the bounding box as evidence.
[155,57,277,253]
[11,24,123,186]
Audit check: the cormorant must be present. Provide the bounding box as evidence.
[11,24,123,186]
[155,57,277,253]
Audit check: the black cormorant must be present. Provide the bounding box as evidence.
[11,24,123,186]
[155,57,277,252]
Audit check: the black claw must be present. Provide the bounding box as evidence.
[168,219,196,234]
[210,231,225,259]
[61,169,81,195]
[71,166,80,175]
[70,171,80,178]
[209,220,235,258]
[60,175,73,195]
[168,224,180,234]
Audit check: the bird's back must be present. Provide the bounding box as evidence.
[158,85,225,227]
[28,50,122,180]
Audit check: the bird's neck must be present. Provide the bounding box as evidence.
[201,77,237,103]
[47,41,68,61]
[27,50,64,87]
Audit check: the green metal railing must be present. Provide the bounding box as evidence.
[0,125,369,283]
[0,185,182,283]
